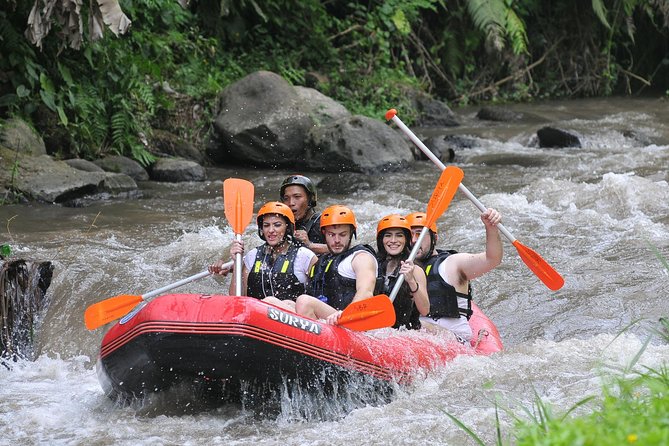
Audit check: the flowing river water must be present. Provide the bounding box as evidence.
[2,97,669,445]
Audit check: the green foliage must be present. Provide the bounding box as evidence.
[3,0,669,167]
[513,367,669,445]
[0,9,45,115]
[592,0,613,29]
[442,345,669,446]
[465,0,528,54]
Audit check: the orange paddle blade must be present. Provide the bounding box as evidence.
[338,294,396,331]
[223,178,254,234]
[84,294,143,330]
[513,240,565,290]
[425,166,464,229]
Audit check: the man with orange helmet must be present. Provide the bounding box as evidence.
[294,205,379,324]
[280,174,327,255]
[209,201,318,305]
[406,208,503,342]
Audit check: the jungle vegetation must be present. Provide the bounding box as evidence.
[1,0,668,164]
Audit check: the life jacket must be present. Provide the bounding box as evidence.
[296,212,325,245]
[378,259,420,330]
[423,249,473,320]
[307,244,377,310]
[246,243,305,301]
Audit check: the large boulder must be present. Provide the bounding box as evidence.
[149,157,206,182]
[411,92,459,127]
[537,126,582,148]
[207,71,417,172]
[306,115,413,173]
[207,71,313,166]
[0,118,47,156]
[94,155,149,181]
[64,158,105,172]
[294,86,351,123]
[0,146,139,204]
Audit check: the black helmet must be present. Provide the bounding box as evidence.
[279,174,317,208]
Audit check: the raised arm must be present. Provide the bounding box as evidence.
[454,208,503,283]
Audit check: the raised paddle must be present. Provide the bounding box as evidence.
[386,108,565,291]
[223,178,255,296]
[84,261,233,330]
[337,294,397,331]
[388,166,464,302]
[334,167,462,330]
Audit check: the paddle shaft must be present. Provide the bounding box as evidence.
[390,114,517,244]
[143,260,233,300]
[234,189,244,296]
[389,110,564,291]
[388,226,429,302]
[234,234,243,296]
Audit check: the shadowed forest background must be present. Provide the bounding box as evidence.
[1,0,668,166]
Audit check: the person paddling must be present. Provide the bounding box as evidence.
[209,201,317,309]
[293,205,379,324]
[406,208,503,342]
[376,214,429,329]
[280,174,328,255]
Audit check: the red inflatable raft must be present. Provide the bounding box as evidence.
[97,294,502,409]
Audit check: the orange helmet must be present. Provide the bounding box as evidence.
[320,205,357,237]
[376,214,412,259]
[405,211,437,233]
[376,214,411,236]
[256,201,295,240]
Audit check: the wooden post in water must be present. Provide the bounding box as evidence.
[0,259,53,362]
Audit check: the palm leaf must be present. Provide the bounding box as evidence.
[95,0,131,36]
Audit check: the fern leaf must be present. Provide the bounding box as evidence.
[466,0,506,31]
[592,0,611,29]
[505,8,528,55]
[465,0,506,51]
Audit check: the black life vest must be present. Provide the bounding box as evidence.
[423,249,473,320]
[246,243,305,301]
[296,212,325,245]
[307,244,377,310]
[378,259,420,330]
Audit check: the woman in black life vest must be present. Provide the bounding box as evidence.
[405,208,503,342]
[376,214,430,329]
[209,201,317,309]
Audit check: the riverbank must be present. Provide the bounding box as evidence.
[3,1,669,177]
